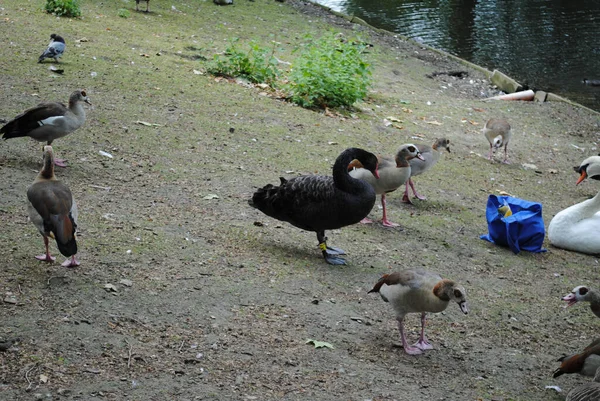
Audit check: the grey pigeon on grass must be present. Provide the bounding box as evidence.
[38,34,65,63]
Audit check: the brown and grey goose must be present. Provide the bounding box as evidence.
[562,286,600,319]
[566,367,600,401]
[1,90,91,167]
[402,138,451,204]
[27,146,79,267]
[554,338,600,378]
[249,147,379,265]
[349,144,423,227]
[368,268,468,355]
[483,118,512,164]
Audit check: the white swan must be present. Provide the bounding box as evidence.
[548,156,600,254]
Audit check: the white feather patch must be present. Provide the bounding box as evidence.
[39,116,64,126]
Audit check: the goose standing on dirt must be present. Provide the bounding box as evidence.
[27,146,79,267]
[562,286,600,318]
[349,144,423,227]
[554,338,600,378]
[136,0,150,12]
[1,89,91,167]
[483,118,511,163]
[566,367,600,401]
[402,138,450,204]
[548,156,600,254]
[38,34,65,63]
[368,269,468,355]
[249,148,379,265]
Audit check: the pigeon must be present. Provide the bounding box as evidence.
[38,34,65,63]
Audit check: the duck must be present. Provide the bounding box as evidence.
[1,89,91,167]
[548,155,600,254]
[566,367,600,401]
[402,138,451,204]
[582,78,600,87]
[348,144,423,227]
[38,34,65,63]
[27,146,79,267]
[249,147,379,265]
[561,286,600,319]
[136,0,150,12]
[368,268,468,355]
[483,118,511,163]
[554,338,600,378]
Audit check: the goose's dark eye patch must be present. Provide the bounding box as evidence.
[580,287,589,295]
[454,289,462,298]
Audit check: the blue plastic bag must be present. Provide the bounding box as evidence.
[480,195,546,254]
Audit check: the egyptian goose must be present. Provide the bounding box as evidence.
[548,156,600,254]
[483,118,511,163]
[566,367,600,401]
[562,286,600,319]
[136,0,150,12]
[1,89,91,167]
[402,138,451,204]
[348,144,423,227]
[38,34,65,63]
[249,148,379,265]
[582,79,600,87]
[368,269,468,355]
[554,338,600,378]
[27,146,79,267]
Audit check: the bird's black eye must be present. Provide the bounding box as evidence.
[580,287,589,295]
[408,146,416,152]
[81,90,87,97]
[454,289,462,298]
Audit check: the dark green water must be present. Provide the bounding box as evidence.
[316,0,600,112]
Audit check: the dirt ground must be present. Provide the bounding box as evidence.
[1,1,600,400]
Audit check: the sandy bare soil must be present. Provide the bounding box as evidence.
[1,1,600,400]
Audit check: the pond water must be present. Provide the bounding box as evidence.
[315,0,600,112]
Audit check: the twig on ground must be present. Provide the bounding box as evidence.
[125,340,134,370]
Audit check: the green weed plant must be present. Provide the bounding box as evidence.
[207,39,279,85]
[44,0,81,17]
[286,32,372,109]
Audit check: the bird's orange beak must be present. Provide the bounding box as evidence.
[576,170,587,185]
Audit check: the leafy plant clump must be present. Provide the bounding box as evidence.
[287,32,372,109]
[207,39,280,85]
[44,0,81,17]
[118,8,130,18]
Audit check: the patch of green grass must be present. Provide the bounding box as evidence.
[117,8,130,18]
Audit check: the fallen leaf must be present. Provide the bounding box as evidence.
[497,190,514,197]
[104,284,118,293]
[425,120,442,125]
[119,279,133,287]
[99,150,113,159]
[386,116,402,122]
[305,339,334,349]
[203,194,219,200]
[136,121,161,127]
[193,69,203,75]
[39,374,48,384]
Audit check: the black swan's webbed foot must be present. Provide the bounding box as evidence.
[317,232,347,265]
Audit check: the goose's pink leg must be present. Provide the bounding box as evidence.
[397,317,422,355]
[502,144,510,164]
[61,255,80,268]
[413,312,433,350]
[35,236,56,262]
[408,179,426,200]
[487,144,493,160]
[401,182,413,204]
[360,217,373,224]
[381,194,399,227]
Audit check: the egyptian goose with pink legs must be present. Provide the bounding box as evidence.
[249,148,379,265]
[562,286,600,319]
[1,90,91,167]
[483,118,511,164]
[566,367,600,401]
[349,144,423,227]
[548,156,600,254]
[368,269,468,355]
[27,146,79,267]
[554,338,600,378]
[402,138,450,204]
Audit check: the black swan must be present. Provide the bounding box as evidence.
[249,147,379,265]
